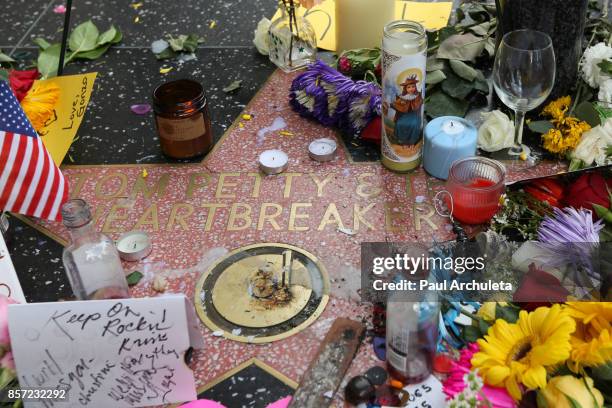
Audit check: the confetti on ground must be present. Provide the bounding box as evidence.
[238,122,244,129]
[279,130,293,137]
[159,66,173,74]
[130,103,152,115]
[209,20,217,29]
[142,169,148,178]
[130,2,143,9]
[53,4,66,13]
[241,114,252,121]
[134,16,140,23]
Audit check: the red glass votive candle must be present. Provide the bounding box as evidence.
[445,157,506,224]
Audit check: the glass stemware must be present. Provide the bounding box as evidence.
[492,29,555,161]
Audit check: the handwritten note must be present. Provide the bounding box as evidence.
[8,295,203,408]
[35,73,97,166]
[0,232,25,303]
[271,0,453,51]
[401,375,445,408]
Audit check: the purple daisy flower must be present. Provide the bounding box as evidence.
[537,207,604,296]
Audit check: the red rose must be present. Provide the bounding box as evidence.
[360,115,381,145]
[338,56,352,74]
[375,62,382,78]
[513,263,570,310]
[8,68,39,101]
[565,172,611,218]
[524,178,564,208]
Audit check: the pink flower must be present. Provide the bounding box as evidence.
[1,352,15,371]
[444,343,516,408]
[0,296,17,348]
[53,4,66,14]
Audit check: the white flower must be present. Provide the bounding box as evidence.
[253,17,271,55]
[572,117,612,166]
[599,77,612,103]
[477,110,515,152]
[581,42,612,88]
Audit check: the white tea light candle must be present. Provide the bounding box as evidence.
[308,138,337,162]
[116,231,152,262]
[259,149,289,175]
[422,116,477,180]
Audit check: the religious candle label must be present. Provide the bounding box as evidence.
[381,24,427,172]
[8,295,203,407]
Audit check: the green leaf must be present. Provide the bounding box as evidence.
[97,25,118,45]
[594,103,612,122]
[566,396,583,408]
[569,158,585,172]
[126,271,144,286]
[37,43,61,79]
[484,37,496,56]
[222,79,242,93]
[528,120,554,134]
[598,59,612,76]
[425,91,469,118]
[449,59,478,81]
[478,317,491,334]
[182,34,199,53]
[68,20,100,53]
[462,325,482,343]
[110,29,123,44]
[167,34,199,52]
[0,69,8,81]
[438,26,461,43]
[425,70,446,85]
[474,76,489,93]
[441,70,475,99]
[155,47,176,60]
[468,21,493,36]
[0,52,14,63]
[575,101,602,127]
[426,56,445,72]
[33,38,51,50]
[437,33,486,61]
[495,304,519,323]
[73,43,111,60]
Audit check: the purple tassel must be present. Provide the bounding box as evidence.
[290,60,381,136]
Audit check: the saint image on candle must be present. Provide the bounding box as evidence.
[383,73,423,146]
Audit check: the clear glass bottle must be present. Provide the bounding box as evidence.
[267,1,317,72]
[386,295,439,384]
[61,199,130,300]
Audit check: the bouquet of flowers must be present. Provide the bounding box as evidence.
[0,296,19,408]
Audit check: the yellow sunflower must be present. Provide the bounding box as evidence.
[20,81,60,132]
[471,304,576,401]
[565,302,612,371]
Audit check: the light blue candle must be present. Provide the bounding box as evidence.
[423,116,477,180]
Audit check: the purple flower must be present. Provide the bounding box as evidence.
[538,207,603,244]
[537,207,604,295]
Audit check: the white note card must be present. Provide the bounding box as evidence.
[401,375,445,408]
[0,232,26,303]
[8,294,204,408]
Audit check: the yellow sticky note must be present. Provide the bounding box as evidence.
[271,0,452,51]
[36,73,97,166]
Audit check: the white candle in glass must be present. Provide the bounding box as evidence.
[335,0,395,55]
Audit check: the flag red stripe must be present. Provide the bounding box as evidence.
[11,135,40,211]
[40,155,61,219]
[0,134,28,209]
[25,142,51,216]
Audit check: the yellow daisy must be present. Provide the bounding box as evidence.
[471,304,575,401]
[20,81,60,132]
[565,302,612,371]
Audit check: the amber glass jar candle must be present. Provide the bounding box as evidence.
[152,79,213,159]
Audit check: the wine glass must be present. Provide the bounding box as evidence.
[493,29,555,162]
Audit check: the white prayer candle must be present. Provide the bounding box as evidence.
[335,0,395,55]
[259,149,289,175]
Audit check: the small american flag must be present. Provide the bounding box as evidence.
[0,81,69,221]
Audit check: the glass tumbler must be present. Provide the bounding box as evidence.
[445,157,506,224]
